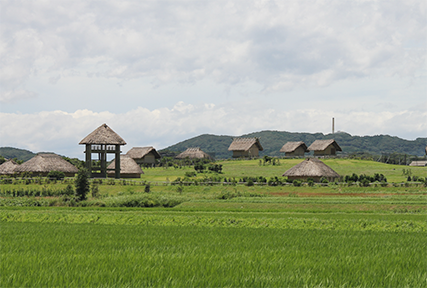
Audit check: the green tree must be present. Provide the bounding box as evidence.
[74,168,90,201]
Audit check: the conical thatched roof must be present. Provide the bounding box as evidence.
[79,123,126,145]
[126,147,161,159]
[280,141,308,153]
[307,139,342,152]
[107,155,144,177]
[282,158,340,178]
[14,153,78,176]
[176,147,212,159]
[228,138,263,151]
[0,159,19,175]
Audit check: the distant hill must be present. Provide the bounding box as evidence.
[0,147,36,161]
[163,131,427,159]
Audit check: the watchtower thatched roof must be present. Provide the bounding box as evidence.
[14,153,78,176]
[307,139,342,152]
[282,158,340,178]
[0,159,19,175]
[176,147,212,159]
[280,141,308,153]
[107,155,144,177]
[79,123,126,145]
[228,138,263,151]
[126,147,161,159]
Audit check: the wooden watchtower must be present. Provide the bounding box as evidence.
[79,123,126,178]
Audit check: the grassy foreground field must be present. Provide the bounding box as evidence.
[1,158,426,287]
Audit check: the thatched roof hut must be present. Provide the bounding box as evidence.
[79,123,126,145]
[107,155,144,178]
[126,147,161,165]
[14,153,78,177]
[307,139,342,156]
[280,141,308,156]
[228,138,263,158]
[409,161,427,167]
[0,159,19,175]
[176,147,213,160]
[282,158,340,182]
[79,123,126,178]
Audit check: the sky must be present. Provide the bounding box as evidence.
[1,0,426,159]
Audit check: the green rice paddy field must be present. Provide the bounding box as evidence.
[1,159,426,287]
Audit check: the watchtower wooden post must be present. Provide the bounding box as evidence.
[79,124,127,179]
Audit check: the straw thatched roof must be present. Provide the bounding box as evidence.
[79,123,126,145]
[307,139,342,152]
[176,147,213,159]
[126,147,161,159]
[107,155,144,178]
[14,153,78,176]
[0,159,19,175]
[409,160,427,167]
[228,138,263,151]
[280,141,308,153]
[282,158,340,179]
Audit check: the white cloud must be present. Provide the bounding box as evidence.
[1,0,425,103]
[1,102,425,158]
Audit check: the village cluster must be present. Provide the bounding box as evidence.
[1,123,425,182]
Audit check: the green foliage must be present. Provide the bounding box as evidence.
[74,169,90,201]
[47,170,65,180]
[144,183,151,193]
[91,181,100,198]
[0,147,36,162]
[293,180,302,187]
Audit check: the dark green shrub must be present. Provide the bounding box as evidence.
[185,171,196,177]
[91,181,100,198]
[246,179,254,186]
[307,180,314,187]
[74,168,90,201]
[47,170,65,180]
[144,183,151,193]
[293,180,302,187]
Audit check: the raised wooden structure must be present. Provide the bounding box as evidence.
[228,138,263,158]
[307,139,342,156]
[126,147,161,166]
[280,141,308,156]
[79,124,126,178]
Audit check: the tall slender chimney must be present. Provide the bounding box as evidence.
[332,117,335,134]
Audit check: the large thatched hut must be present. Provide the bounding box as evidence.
[176,147,213,160]
[228,138,263,158]
[14,153,78,177]
[282,158,340,182]
[126,147,161,166]
[280,141,308,156]
[0,159,19,175]
[79,123,126,178]
[307,139,342,156]
[107,155,144,178]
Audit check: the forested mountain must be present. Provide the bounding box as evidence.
[0,147,36,161]
[163,131,427,159]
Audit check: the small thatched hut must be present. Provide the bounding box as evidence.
[282,158,340,182]
[228,138,263,158]
[0,159,19,175]
[126,147,161,166]
[79,123,127,179]
[280,141,308,156]
[307,139,342,156]
[14,153,78,177]
[176,147,213,160]
[107,155,144,178]
[409,161,427,167]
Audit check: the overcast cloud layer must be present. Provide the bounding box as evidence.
[1,0,426,158]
